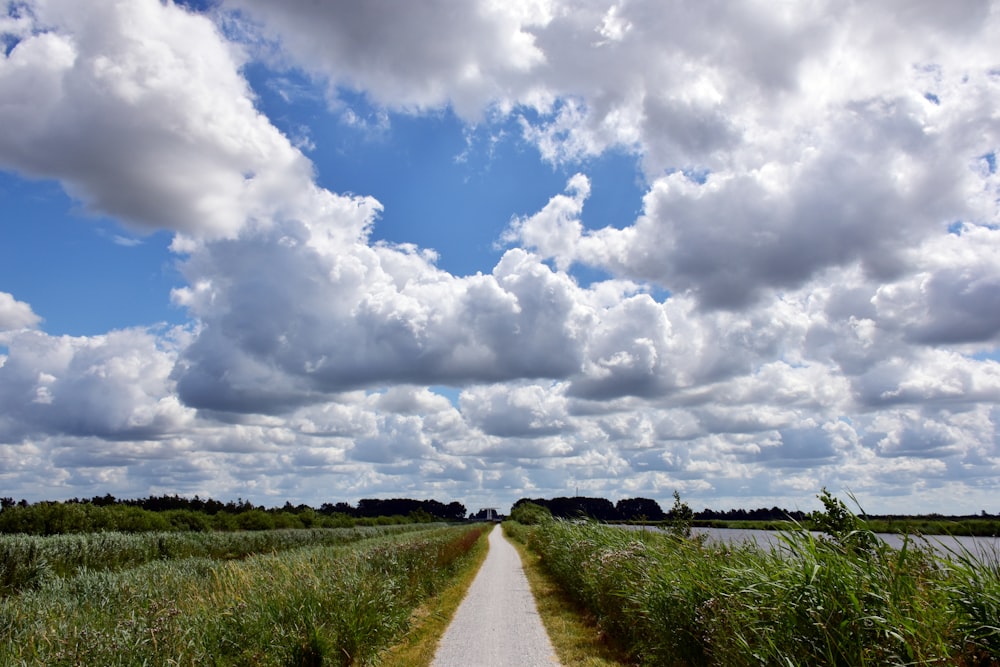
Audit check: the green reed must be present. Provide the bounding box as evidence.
[0,524,433,596]
[519,518,1000,666]
[0,524,487,666]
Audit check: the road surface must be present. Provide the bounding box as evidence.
[432,524,562,667]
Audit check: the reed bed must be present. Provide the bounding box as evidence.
[0,524,488,666]
[0,524,433,596]
[511,520,1000,666]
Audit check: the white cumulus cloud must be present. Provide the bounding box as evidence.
[0,292,40,331]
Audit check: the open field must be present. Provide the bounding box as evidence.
[0,524,488,666]
[0,524,439,596]
[508,516,1000,666]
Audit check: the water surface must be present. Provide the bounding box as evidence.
[623,525,1000,560]
[695,526,1000,560]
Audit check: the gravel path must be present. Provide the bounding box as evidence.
[432,524,562,667]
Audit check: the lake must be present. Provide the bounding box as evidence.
[624,525,1000,560]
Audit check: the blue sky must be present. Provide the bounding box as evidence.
[0,172,177,335]
[1,73,645,335]
[1,0,999,514]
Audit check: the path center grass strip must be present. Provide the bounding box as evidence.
[0,524,488,666]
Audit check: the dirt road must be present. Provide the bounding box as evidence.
[431,524,561,667]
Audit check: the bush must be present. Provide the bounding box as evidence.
[235,509,274,531]
[163,509,212,532]
[510,502,553,525]
[666,490,694,539]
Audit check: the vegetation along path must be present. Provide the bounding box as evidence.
[432,524,561,667]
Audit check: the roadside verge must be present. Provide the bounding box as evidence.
[503,522,633,667]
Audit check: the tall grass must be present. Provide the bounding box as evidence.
[0,524,488,666]
[519,519,1000,666]
[940,540,1000,663]
[0,524,432,596]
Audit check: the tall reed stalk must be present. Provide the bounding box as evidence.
[0,524,487,666]
[0,524,430,596]
[521,509,1000,666]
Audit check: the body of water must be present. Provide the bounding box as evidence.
[624,525,1000,561]
[698,527,1000,560]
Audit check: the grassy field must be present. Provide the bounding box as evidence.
[510,505,1000,666]
[0,523,434,596]
[0,524,489,666]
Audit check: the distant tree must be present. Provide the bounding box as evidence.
[616,497,666,521]
[578,497,619,521]
[354,498,466,521]
[189,495,205,512]
[320,502,355,516]
[521,496,619,521]
[229,498,258,514]
[666,490,694,539]
[357,498,410,518]
[444,501,468,521]
[90,493,117,507]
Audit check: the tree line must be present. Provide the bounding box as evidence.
[513,496,679,522]
[4,492,993,535]
[513,495,1000,524]
[0,495,467,535]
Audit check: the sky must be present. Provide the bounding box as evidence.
[1,0,999,515]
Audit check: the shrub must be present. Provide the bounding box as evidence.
[666,490,694,539]
[510,501,553,525]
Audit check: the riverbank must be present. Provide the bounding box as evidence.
[509,494,1000,666]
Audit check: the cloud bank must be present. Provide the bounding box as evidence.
[0,0,998,513]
